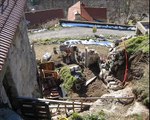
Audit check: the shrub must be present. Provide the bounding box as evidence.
[125,35,149,54]
[59,67,77,92]
[92,26,97,33]
[71,112,83,120]
[70,111,106,120]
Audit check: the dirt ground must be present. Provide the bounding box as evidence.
[34,44,109,60]
[34,44,109,98]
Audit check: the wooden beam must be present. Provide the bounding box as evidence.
[85,76,97,86]
[59,96,135,100]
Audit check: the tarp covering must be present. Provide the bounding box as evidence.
[63,39,113,47]
[61,23,136,31]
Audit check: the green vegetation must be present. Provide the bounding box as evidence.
[32,36,97,45]
[59,67,77,92]
[119,35,149,108]
[132,65,149,108]
[92,26,97,33]
[70,111,106,120]
[124,35,149,54]
[128,114,143,120]
[84,112,105,120]
[71,112,83,120]
[124,35,149,108]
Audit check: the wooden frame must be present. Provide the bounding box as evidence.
[16,98,51,120]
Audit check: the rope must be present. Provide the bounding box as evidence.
[122,40,128,84]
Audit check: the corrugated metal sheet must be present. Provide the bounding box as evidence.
[0,0,26,72]
[25,9,64,26]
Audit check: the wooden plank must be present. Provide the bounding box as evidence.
[17,98,51,120]
[136,21,149,35]
[85,76,97,86]
[73,101,75,112]
[39,62,55,70]
[65,104,66,113]
[17,97,92,106]
[37,98,92,106]
[60,96,135,100]
[48,104,85,108]
[21,108,34,113]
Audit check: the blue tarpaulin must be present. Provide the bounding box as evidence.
[61,23,136,31]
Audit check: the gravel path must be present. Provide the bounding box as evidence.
[28,27,135,41]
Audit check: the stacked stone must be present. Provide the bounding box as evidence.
[99,46,125,91]
[83,47,100,68]
[107,48,125,75]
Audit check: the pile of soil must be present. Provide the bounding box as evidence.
[83,68,108,97]
[70,68,109,101]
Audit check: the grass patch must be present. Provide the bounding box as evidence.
[119,35,149,54]
[32,36,97,45]
[84,111,106,120]
[32,34,122,45]
[59,66,77,92]
[71,112,83,120]
[70,111,106,120]
[128,114,143,120]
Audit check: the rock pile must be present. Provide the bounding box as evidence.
[99,45,126,91]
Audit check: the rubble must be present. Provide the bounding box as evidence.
[126,102,149,119]
[88,87,135,115]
